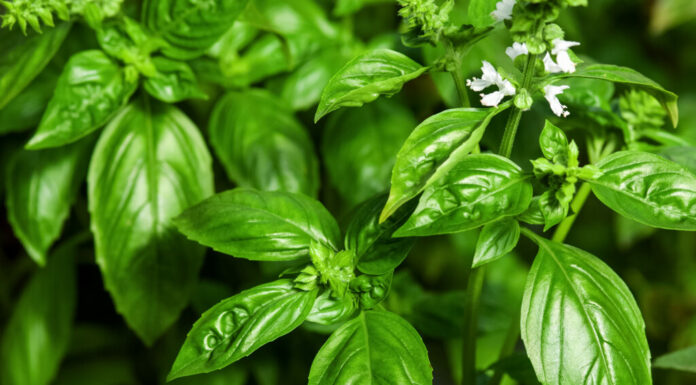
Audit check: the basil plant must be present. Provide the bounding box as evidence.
[1,0,696,384]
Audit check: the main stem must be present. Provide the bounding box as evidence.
[499,54,537,158]
[447,42,470,107]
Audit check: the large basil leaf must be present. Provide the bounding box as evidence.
[88,97,214,345]
[395,154,533,237]
[6,138,93,266]
[174,188,341,261]
[308,310,432,385]
[208,89,319,196]
[26,50,138,150]
[0,245,76,385]
[323,99,415,206]
[553,64,679,127]
[345,195,415,275]
[0,23,71,109]
[314,49,427,122]
[0,63,60,135]
[381,106,508,222]
[587,151,696,230]
[521,236,651,385]
[142,0,250,60]
[473,218,520,268]
[653,346,696,373]
[168,280,317,380]
[143,57,207,103]
[468,0,497,28]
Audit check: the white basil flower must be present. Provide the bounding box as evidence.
[544,84,571,117]
[491,0,515,21]
[506,42,528,61]
[544,39,580,73]
[466,61,516,107]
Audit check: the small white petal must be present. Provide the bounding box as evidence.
[544,85,571,117]
[491,0,516,21]
[481,61,502,83]
[551,39,580,55]
[481,91,506,107]
[505,42,528,61]
[555,51,576,73]
[543,52,563,73]
[467,77,492,92]
[499,79,516,96]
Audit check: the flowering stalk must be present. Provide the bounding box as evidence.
[499,53,537,157]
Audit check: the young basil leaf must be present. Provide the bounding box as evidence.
[0,245,76,385]
[142,0,250,60]
[174,188,341,261]
[323,99,415,206]
[219,34,290,88]
[473,218,520,268]
[26,50,138,150]
[653,345,696,373]
[521,235,652,385]
[345,194,415,275]
[208,89,319,196]
[143,57,207,103]
[660,146,696,174]
[538,120,569,164]
[308,310,432,385]
[88,97,214,345]
[0,23,71,109]
[381,106,509,222]
[517,196,545,225]
[587,151,696,230]
[350,272,393,309]
[168,280,317,380]
[6,137,93,266]
[314,48,427,122]
[395,154,533,237]
[552,63,679,127]
[305,289,357,326]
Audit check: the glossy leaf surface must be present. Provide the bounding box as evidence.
[395,154,533,237]
[0,23,71,109]
[345,195,415,275]
[26,50,138,149]
[473,218,520,268]
[381,106,507,222]
[143,57,207,103]
[555,64,679,127]
[88,98,214,345]
[0,63,60,135]
[169,280,317,380]
[521,236,652,385]
[308,310,432,385]
[174,188,341,261]
[208,89,319,196]
[0,246,76,385]
[6,138,93,266]
[315,49,427,121]
[142,0,250,59]
[323,99,415,205]
[588,151,696,230]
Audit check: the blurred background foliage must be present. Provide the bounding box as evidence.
[1,0,695,384]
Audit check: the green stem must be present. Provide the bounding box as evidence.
[499,54,537,158]
[551,182,592,243]
[446,43,470,108]
[461,265,486,385]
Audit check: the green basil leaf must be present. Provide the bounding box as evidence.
[6,138,93,266]
[0,23,71,109]
[314,49,427,122]
[305,289,357,326]
[323,99,415,206]
[0,245,76,385]
[88,97,214,345]
[333,0,391,16]
[26,50,138,150]
[381,106,509,222]
[518,196,545,225]
[653,346,696,373]
[473,218,520,268]
[468,0,497,28]
[168,280,317,380]
[208,89,319,196]
[659,146,696,174]
[168,365,248,385]
[0,63,60,135]
[587,151,696,230]
[219,34,290,88]
[345,195,415,275]
[553,63,679,127]
[395,154,533,237]
[538,120,569,164]
[174,188,341,261]
[142,0,250,60]
[308,310,432,385]
[521,235,652,385]
[143,57,207,103]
